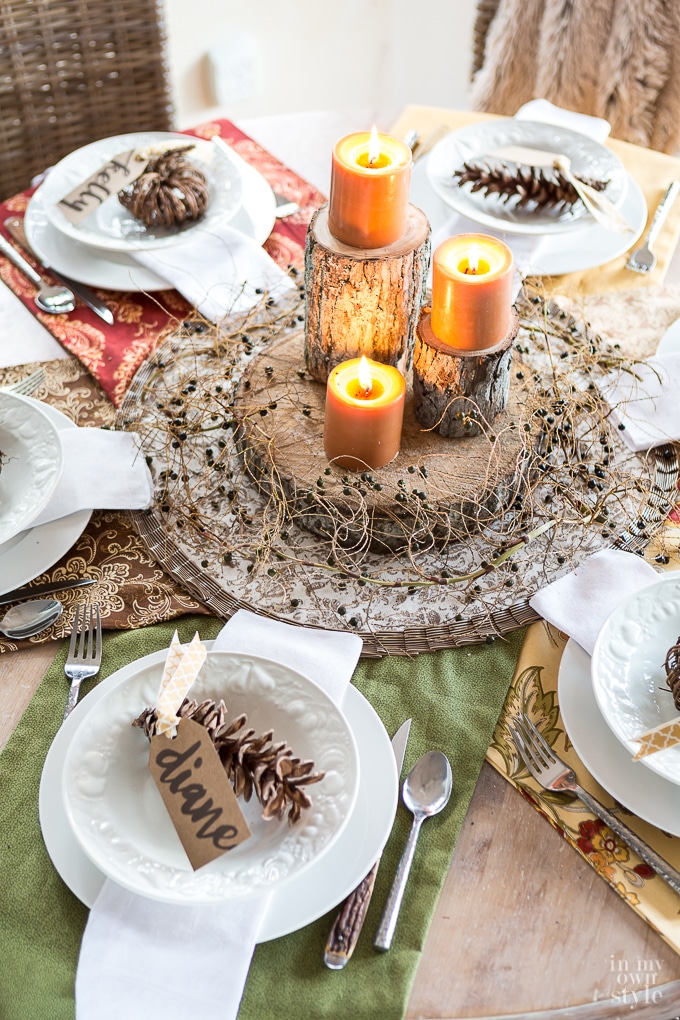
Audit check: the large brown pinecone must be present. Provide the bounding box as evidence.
[665,637,680,710]
[119,145,209,228]
[133,697,325,825]
[453,161,608,212]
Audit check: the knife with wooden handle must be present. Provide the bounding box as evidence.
[3,217,114,324]
[324,718,411,969]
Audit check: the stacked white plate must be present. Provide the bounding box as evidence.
[24,132,278,292]
[412,119,647,276]
[41,645,399,940]
[558,575,680,834]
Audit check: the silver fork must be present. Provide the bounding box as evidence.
[2,367,46,397]
[63,603,102,722]
[509,712,680,896]
[626,180,680,273]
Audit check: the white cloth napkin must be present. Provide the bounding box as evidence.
[599,353,680,452]
[75,610,362,1020]
[528,548,658,654]
[430,102,612,280]
[131,225,295,321]
[32,429,153,527]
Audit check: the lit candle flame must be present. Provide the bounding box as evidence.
[368,125,380,167]
[467,243,481,274]
[358,355,373,393]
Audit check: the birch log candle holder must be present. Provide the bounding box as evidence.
[304,128,430,383]
[412,234,517,438]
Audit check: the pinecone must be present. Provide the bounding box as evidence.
[133,697,325,825]
[453,161,608,212]
[118,145,209,228]
[665,637,680,710]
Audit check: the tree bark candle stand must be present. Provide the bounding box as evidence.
[304,205,431,383]
[412,307,519,438]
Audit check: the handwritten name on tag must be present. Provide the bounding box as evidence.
[58,150,147,225]
[149,717,251,870]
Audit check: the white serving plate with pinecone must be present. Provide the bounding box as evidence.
[60,651,360,904]
[427,119,627,234]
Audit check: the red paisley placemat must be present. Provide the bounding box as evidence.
[0,120,325,406]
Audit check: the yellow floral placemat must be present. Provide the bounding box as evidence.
[488,613,680,953]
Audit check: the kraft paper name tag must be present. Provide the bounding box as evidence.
[149,717,251,870]
[58,149,147,224]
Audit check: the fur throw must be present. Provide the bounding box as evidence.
[469,0,680,153]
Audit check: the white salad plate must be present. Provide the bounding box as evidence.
[0,398,91,596]
[39,132,243,253]
[411,160,647,277]
[426,119,628,235]
[60,650,360,904]
[0,391,64,546]
[558,637,680,835]
[41,643,398,940]
[25,153,277,292]
[591,575,680,786]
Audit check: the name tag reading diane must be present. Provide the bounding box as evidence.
[149,717,251,870]
[58,150,147,225]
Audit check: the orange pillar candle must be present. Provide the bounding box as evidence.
[431,234,513,351]
[324,356,406,470]
[328,127,412,249]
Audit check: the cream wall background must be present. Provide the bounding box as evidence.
[162,0,476,128]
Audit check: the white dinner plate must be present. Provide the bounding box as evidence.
[0,399,91,595]
[25,155,277,292]
[0,391,64,545]
[61,651,359,904]
[657,317,680,354]
[411,160,647,277]
[426,120,628,235]
[40,643,398,940]
[591,575,680,786]
[558,638,680,835]
[39,132,242,253]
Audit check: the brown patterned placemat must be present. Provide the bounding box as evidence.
[0,357,210,653]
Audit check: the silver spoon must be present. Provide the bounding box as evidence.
[0,234,75,314]
[0,598,63,639]
[374,749,452,952]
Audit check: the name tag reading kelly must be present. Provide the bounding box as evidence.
[58,149,147,225]
[149,718,251,870]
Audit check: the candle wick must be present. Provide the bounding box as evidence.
[464,267,478,275]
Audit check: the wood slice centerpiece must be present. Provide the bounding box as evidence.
[304,205,431,382]
[233,329,529,553]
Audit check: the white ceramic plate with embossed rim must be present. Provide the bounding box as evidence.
[40,643,397,938]
[559,638,680,834]
[591,575,680,785]
[60,651,360,904]
[0,391,64,545]
[39,132,243,253]
[25,154,276,292]
[426,120,628,234]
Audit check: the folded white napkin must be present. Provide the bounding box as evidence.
[599,353,680,452]
[528,548,658,654]
[75,610,362,1020]
[32,429,153,527]
[430,102,612,280]
[514,99,611,144]
[132,225,295,321]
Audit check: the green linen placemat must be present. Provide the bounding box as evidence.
[0,617,525,1020]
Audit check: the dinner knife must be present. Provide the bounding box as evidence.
[324,717,412,969]
[0,578,96,606]
[3,217,115,325]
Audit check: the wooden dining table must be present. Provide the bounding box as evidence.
[2,106,680,1019]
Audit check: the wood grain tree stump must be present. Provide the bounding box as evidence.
[233,329,530,553]
[413,308,519,438]
[304,205,430,382]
